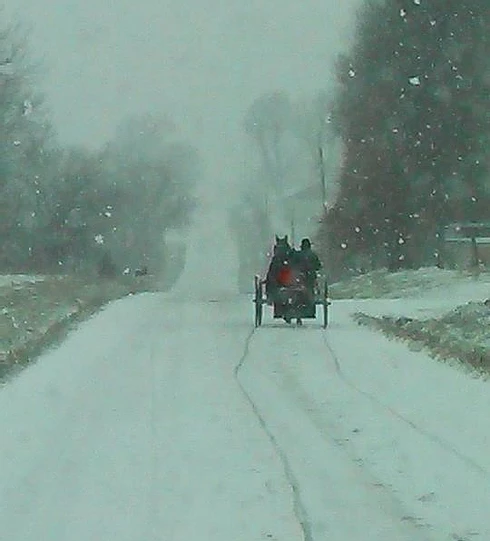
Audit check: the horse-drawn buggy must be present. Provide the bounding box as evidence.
[253,236,330,328]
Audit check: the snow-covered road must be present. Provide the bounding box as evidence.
[1,293,490,540]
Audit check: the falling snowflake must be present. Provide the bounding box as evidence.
[94,234,104,245]
[409,76,421,86]
[348,68,356,78]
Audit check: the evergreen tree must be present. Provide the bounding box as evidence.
[321,0,490,275]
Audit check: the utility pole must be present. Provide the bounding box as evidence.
[290,205,295,247]
[318,142,327,207]
[317,112,333,209]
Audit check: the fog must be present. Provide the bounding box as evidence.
[2,0,362,294]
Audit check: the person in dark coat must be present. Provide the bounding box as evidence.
[296,238,322,294]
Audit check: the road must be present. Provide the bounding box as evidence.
[1,293,489,540]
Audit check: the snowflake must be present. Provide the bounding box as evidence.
[409,76,421,86]
[94,234,104,245]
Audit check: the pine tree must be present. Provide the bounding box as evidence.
[321,0,490,275]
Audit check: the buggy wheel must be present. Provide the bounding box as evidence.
[255,300,263,327]
[322,301,328,328]
[254,275,263,327]
[322,279,329,329]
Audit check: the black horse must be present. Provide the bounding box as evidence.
[265,235,294,298]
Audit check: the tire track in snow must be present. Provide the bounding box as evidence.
[235,328,313,541]
[269,351,438,539]
[146,329,160,541]
[322,334,490,480]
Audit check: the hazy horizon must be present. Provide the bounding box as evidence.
[3,1,361,183]
[2,0,362,293]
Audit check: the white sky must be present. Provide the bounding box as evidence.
[1,272,490,540]
[2,0,361,191]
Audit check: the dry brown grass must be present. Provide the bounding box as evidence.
[354,301,490,376]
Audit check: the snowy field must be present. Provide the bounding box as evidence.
[0,268,489,540]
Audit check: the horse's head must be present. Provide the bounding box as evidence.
[274,235,291,257]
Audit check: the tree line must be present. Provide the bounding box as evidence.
[0,20,197,279]
[235,0,490,284]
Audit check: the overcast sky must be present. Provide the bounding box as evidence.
[3,1,361,190]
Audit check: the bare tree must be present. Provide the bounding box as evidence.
[243,91,292,194]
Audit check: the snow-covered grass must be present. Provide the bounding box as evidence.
[0,274,160,382]
[330,267,490,377]
[330,266,490,300]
